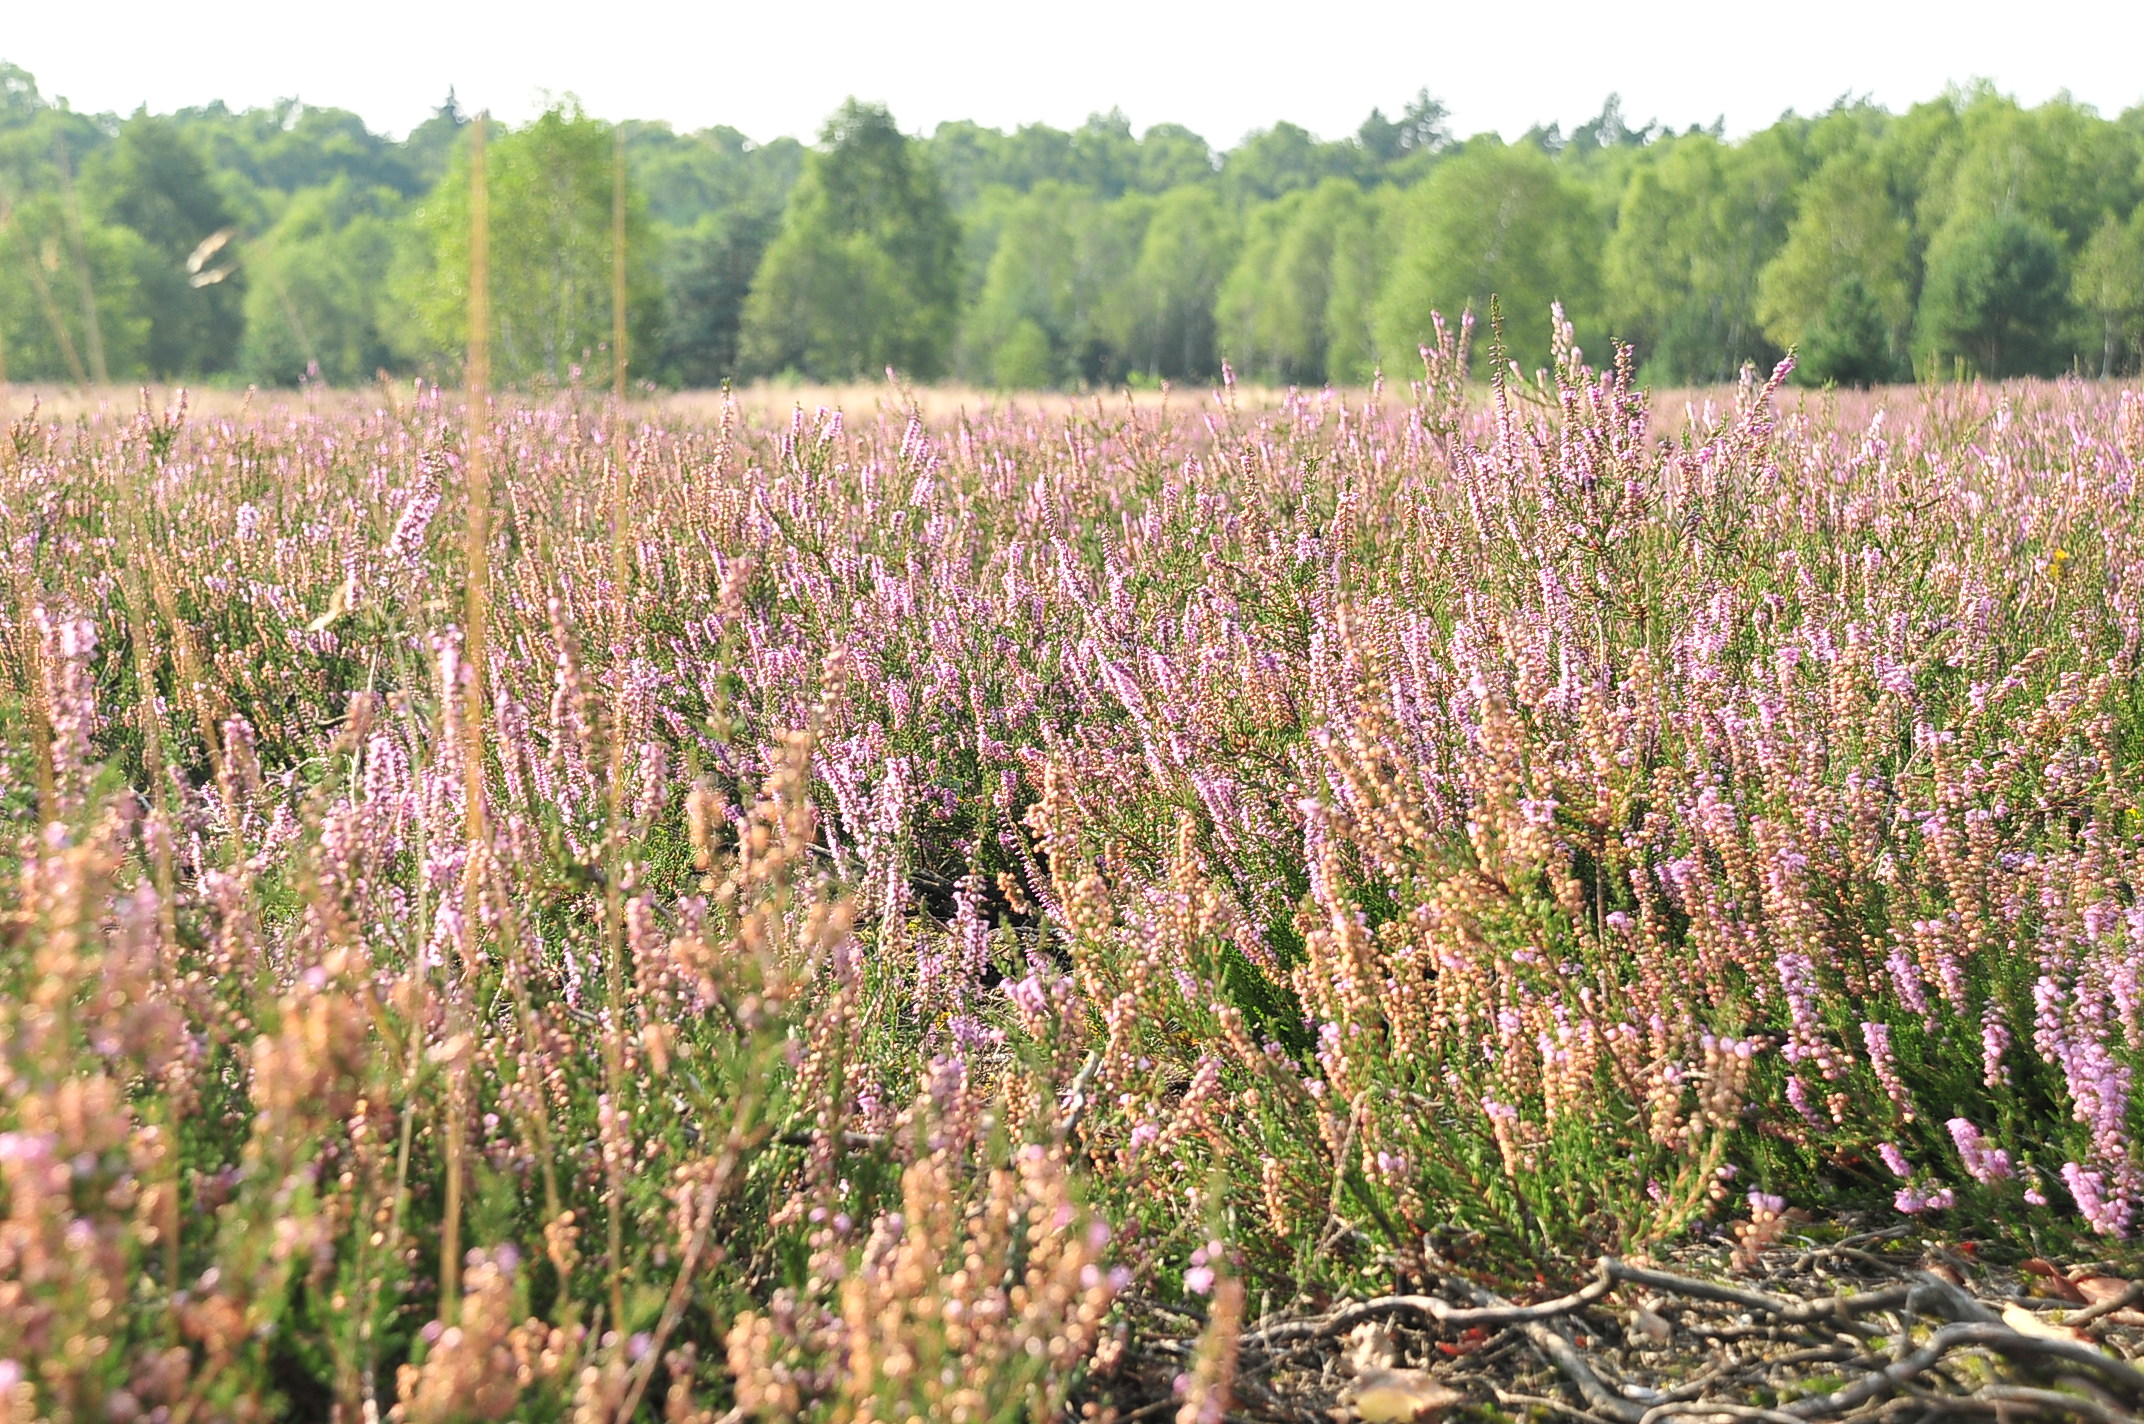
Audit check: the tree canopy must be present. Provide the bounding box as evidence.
[739,99,960,381]
[0,70,2140,390]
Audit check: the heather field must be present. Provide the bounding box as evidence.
[6,332,2144,1422]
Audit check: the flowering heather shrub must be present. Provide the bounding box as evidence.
[1,319,2142,1414]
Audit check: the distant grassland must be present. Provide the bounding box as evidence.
[8,367,2128,429]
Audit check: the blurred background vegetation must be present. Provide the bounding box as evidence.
[1,61,2140,390]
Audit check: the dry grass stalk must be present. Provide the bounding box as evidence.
[442,108,494,1326]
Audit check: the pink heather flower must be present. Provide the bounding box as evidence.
[1747,1191,1785,1218]
[1981,1007,2012,1090]
[1877,1142,1912,1179]
[1785,1074,1824,1128]
[1184,1266,1215,1296]
[2062,1162,2132,1238]
[1886,943,1930,1020]
[1946,1118,2015,1184]
[1861,1021,1914,1119]
[1776,953,1833,1076]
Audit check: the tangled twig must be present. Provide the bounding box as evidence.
[1095,1245,2144,1424]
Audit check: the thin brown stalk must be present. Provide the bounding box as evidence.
[1244,1269,1621,1349]
[442,109,494,1327]
[610,1089,764,1424]
[601,415,634,1335]
[1602,1259,1912,1330]
[140,536,242,855]
[462,117,493,863]
[2069,1279,2144,1329]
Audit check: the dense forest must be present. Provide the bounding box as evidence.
[2,60,2141,390]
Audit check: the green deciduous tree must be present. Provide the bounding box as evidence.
[1110,185,1235,381]
[1757,149,1915,383]
[0,192,151,381]
[85,117,246,377]
[400,93,469,191]
[2074,210,2144,376]
[1221,122,1366,204]
[1217,179,1371,384]
[1604,132,1797,383]
[1323,185,1397,383]
[626,122,802,230]
[740,100,960,381]
[1376,140,1601,376]
[1134,125,1216,194]
[1798,274,1905,387]
[394,102,658,388]
[960,182,1099,387]
[1357,90,1453,167]
[1935,93,2140,253]
[959,185,1154,386]
[173,99,421,204]
[1916,210,2071,378]
[238,180,404,385]
[631,121,801,388]
[654,208,780,387]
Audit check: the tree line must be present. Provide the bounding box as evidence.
[2,61,2141,391]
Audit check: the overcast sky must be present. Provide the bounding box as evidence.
[8,1,2142,148]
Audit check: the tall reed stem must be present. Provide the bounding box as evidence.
[601,416,632,1336]
[442,109,492,1327]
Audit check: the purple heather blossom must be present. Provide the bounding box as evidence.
[1947,1119,2016,1184]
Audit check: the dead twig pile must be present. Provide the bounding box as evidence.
[1095,1241,2144,1423]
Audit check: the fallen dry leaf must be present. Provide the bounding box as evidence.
[2023,1258,2090,1304]
[1346,1367,1464,1423]
[2002,1301,2097,1346]
[1628,1306,1672,1344]
[2071,1276,2144,1326]
[1347,1322,1399,1371]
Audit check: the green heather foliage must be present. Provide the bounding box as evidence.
[3,343,2144,1414]
[1,70,2143,388]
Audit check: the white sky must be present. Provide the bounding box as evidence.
[8,1,2143,149]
